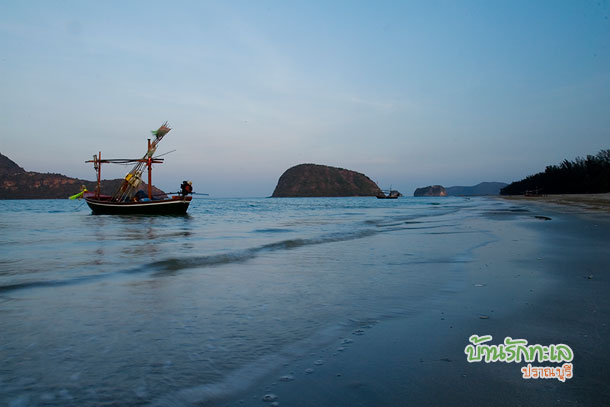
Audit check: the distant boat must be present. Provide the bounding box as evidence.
[376,188,402,199]
[83,122,192,215]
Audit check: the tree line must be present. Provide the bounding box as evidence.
[500,149,610,195]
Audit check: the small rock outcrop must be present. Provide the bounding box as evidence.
[272,164,382,197]
[413,185,447,197]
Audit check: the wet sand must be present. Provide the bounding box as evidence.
[227,201,610,406]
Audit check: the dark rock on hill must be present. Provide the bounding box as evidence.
[413,185,447,197]
[445,182,508,196]
[0,152,166,199]
[0,153,25,175]
[272,164,382,197]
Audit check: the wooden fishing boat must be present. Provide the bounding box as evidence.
[376,188,402,199]
[83,194,192,215]
[83,122,192,215]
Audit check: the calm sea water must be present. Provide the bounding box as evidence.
[0,196,516,406]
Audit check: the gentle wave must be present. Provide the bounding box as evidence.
[252,228,294,233]
[0,273,111,293]
[148,229,378,274]
[0,229,380,292]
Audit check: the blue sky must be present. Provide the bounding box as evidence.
[1,0,609,196]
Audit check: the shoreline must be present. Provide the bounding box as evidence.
[499,193,610,213]
[223,200,610,406]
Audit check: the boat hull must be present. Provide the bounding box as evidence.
[85,197,191,215]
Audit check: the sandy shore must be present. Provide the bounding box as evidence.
[500,193,610,212]
[225,201,610,406]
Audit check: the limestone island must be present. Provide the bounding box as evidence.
[271,163,382,197]
[413,185,447,197]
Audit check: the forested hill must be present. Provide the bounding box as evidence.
[500,149,610,195]
[0,152,166,199]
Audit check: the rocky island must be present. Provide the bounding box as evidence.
[413,185,447,197]
[0,152,165,199]
[271,164,382,197]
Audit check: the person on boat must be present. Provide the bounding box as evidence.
[180,181,193,197]
[134,190,148,201]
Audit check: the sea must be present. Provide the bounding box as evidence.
[0,196,528,406]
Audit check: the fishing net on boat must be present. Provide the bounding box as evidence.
[112,122,171,201]
[151,122,171,139]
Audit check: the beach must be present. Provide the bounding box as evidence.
[218,200,610,406]
[1,197,609,406]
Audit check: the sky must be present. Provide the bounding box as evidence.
[1,0,609,197]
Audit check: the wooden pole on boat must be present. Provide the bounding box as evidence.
[97,151,101,198]
[147,139,152,200]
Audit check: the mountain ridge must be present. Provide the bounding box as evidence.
[445,182,508,196]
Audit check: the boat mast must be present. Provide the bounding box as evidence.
[86,152,103,198]
[96,151,101,198]
[147,139,153,199]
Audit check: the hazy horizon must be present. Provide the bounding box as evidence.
[2,1,609,197]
